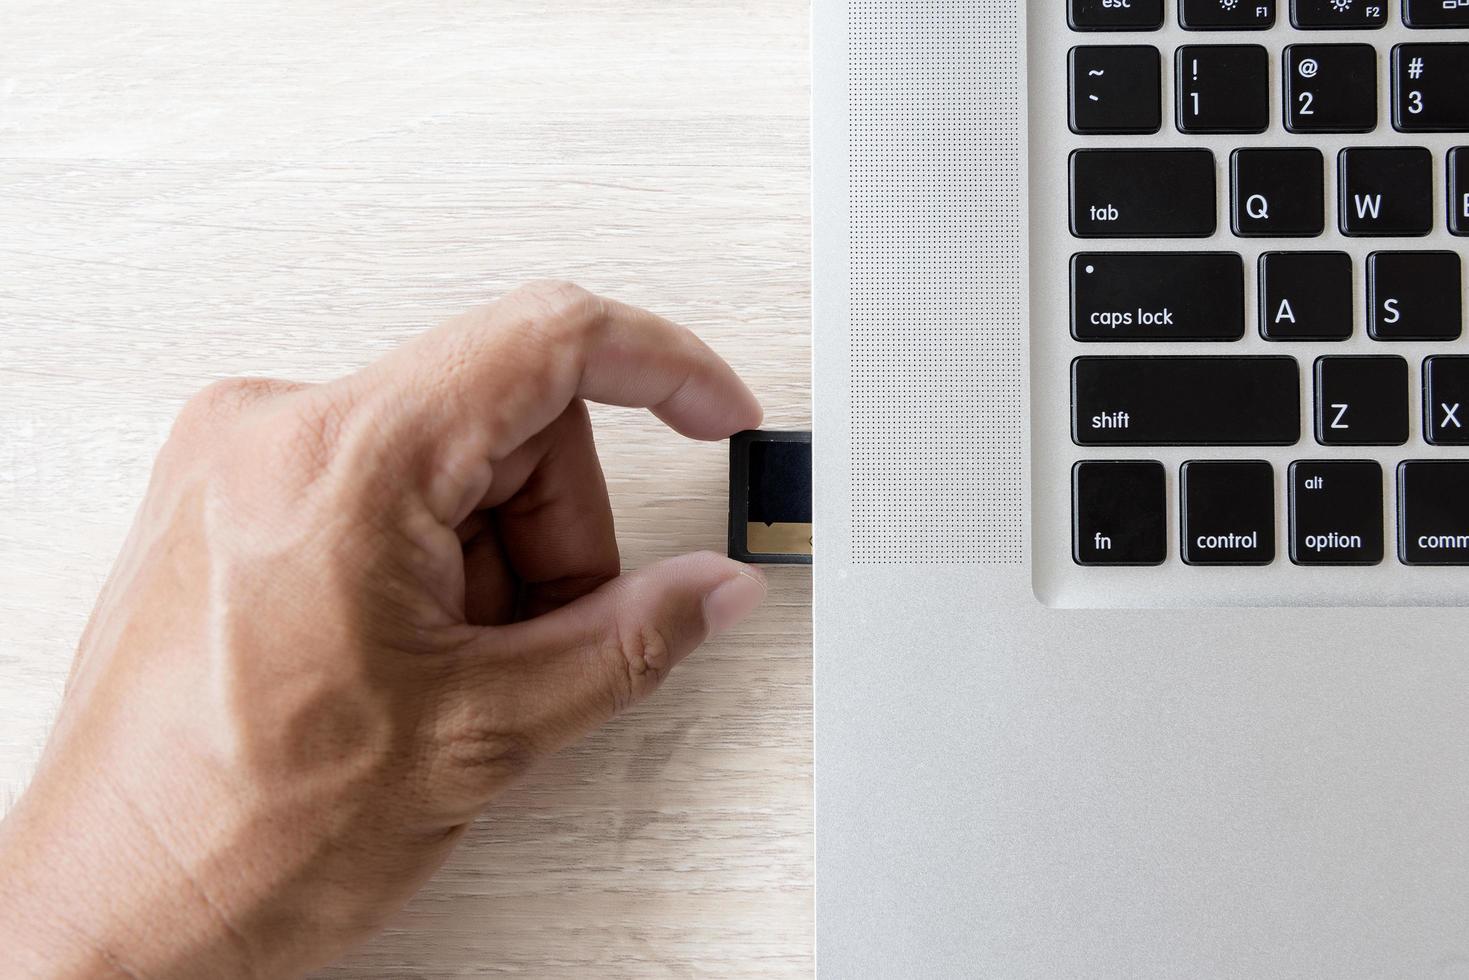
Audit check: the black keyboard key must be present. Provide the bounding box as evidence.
[1394,44,1469,133]
[1070,149,1217,238]
[1404,0,1469,28]
[1423,356,1469,445]
[1451,147,1468,236]
[1399,461,1469,565]
[1072,356,1300,446]
[1314,355,1409,446]
[1072,461,1168,566]
[1070,46,1162,135]
[1181,0,1276,29]
[1070,0,1165,31]
[1069,150,1216,240]
[1259,251,1353,341]
[1291,0,1387,28]
[1071,252,1245,341]
[1339,147,1434,237]
[1289,461,1384,566]
[1177,45,1270,134]
[1285,45,1378,134]
[1181,460,1276,566]
[1231,148,1325,237]
[1367,251,1463,341]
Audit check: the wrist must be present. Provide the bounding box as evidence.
[0,780,256,980]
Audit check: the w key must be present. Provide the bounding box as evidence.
[1070,149,1216,238]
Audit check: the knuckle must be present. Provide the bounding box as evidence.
[604,623,673,715]
[442,720,536,780]
[503,279,603,346]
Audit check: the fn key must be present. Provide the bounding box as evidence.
[1073,461,1167,566]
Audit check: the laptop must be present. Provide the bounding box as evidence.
[812,1,1469,974]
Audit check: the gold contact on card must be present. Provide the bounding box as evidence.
[746,522,814,556]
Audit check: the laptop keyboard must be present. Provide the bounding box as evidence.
[1064,0,1469,570]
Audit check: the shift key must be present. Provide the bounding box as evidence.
[1073,356,1300,446]
[1070,149,1217,238]
[1072,252,1244,341]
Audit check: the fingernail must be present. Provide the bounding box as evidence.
[703,567,767,637]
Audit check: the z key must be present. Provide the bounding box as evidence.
[1394,45,1469,133]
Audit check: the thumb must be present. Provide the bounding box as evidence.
[492,551,768,749]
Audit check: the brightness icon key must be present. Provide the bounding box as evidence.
[1180,0,1276,29]
[1290,0,1387,28]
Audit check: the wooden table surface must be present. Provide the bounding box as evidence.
[0,2,812,975]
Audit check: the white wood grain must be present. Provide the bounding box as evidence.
[0,2,812,975]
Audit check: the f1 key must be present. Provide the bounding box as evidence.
[1289,460,1383,566]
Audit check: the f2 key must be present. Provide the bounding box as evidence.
[1291,0,1387,29]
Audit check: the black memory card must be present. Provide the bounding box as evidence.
[728,430,812,565]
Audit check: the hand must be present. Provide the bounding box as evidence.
[0,281,768,978]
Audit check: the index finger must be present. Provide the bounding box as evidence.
[348,280,763,462]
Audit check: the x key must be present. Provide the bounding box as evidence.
[1424,356,1469,446]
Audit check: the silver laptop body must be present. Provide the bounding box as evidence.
[813,1,1469,975]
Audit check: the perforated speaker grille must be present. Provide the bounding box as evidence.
[847,2,1025,564]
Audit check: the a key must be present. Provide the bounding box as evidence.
[1259,252,1353,341]
[1070,0,1164,31]
[1394,44,1469,133]
[1339,147,1434,237]
[1177,45,1270,134]
[1423,356,1469,446]
[1314,355,1409,446]
[1070,46,1162,135]
[1181,0,1276,29]
[1231,148,1325,237]
[1289,461,1384,566]
[1070,149,1216,238]
[1071,252,1244,341]
[1285,45,1378,134]
[1451,147,1468,236]
[1072,461,1168,566]
[1367,250,1463,341]
[1291,0,1387,29]
[1398,461,1469,565]
[1072,356,1300,446]
[1181,460,1276,566]
[1403,0,1469,28]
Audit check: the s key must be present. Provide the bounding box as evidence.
[1394,44,1469,133]
[1289,460,1384,566]
[1368,251,1463,341]
[1070,149,1216,238]
[1285,45,1377,134]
